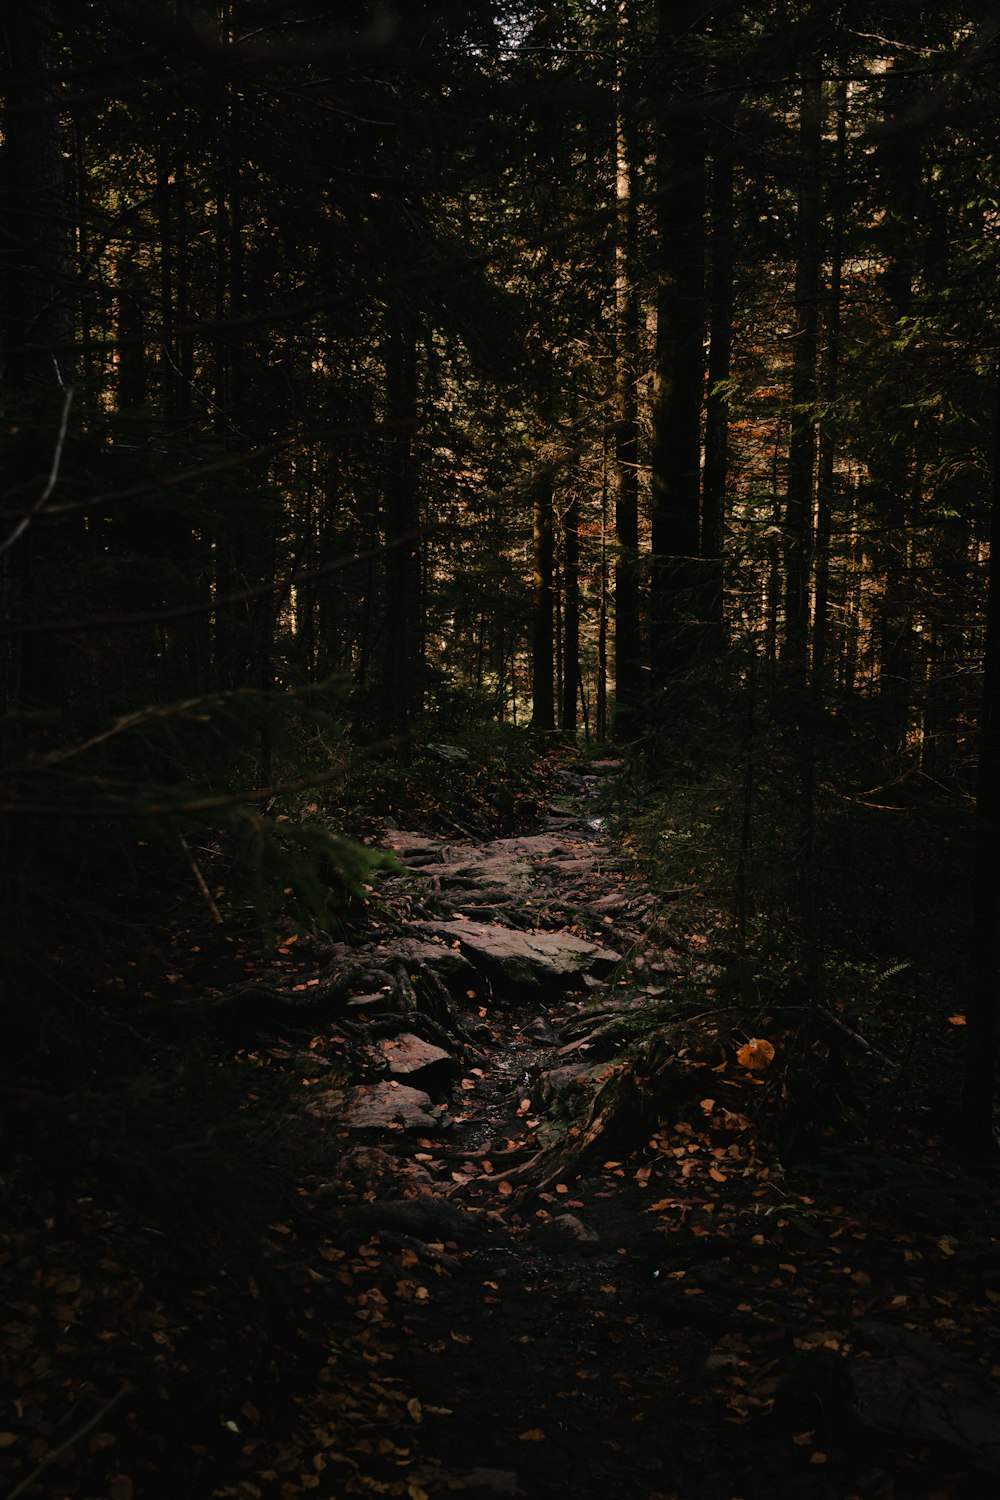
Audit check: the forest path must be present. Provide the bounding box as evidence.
[233,759,1000,1500]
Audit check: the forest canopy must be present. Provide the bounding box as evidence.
[2,3,999,1150]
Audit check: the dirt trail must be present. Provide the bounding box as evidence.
[5,765,998,1500]
[223,762,1000,1499]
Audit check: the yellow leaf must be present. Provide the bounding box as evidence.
[937,1236,957,1257]
[408,1484,430,1500]
[736,1038,775,1072]
[0,1434,19,1449]
[406,1398,422,1424]
[518,1429,546,1442]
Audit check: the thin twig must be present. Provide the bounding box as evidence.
[6,1384,130,1500]
[0,387,74,558]
[177,832,223,924]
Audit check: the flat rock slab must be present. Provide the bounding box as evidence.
[413,918,620,995]
[371,935,475,982]
[306,1081,443,1131]
[484,834,577,858]
[423,854,535,892]
[378,1031,454,1087]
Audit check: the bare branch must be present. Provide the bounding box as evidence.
[0,386,73,557]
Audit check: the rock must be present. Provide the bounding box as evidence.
[536,1213,600,1252]
[848,1321,1000,1473]
[426,854,536,893]
[377,1031,454,1091]
[380,830,450,862]
[426,742,470,762]
[412,918,620,997]
[340,1193,478,1245]
[484,834,575,858]
[530,1062,605,1110]
[375,936,476,987]
[306,1081,444,1131]
[324,1146,436,1197]
[580,758,623,776]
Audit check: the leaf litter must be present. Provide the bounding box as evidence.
[3,751,1000,1499]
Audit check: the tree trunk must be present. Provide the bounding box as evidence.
[0,0,72,388]
[961,362,1000,1150]
[530,472,556,731]
[561,488,580,733]
[379,304,421,749]
[597,444,609,742]
[648,0,705,698]
[782,63,822,678]
[701,91,736,640]
[613,1,642,740]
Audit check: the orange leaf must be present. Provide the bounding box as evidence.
[948,1014,967,1026]
[736,1038,775,1071]
[518,1429,546,1442]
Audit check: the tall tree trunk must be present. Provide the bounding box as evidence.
[648,0,705,699]
[782,63,822,679]
[597,443,609,742]
[702,91,736,640]
[961,361,1000,1150]
[785,63,824,970]
[613,0,642,740]
[0,0,72,389]
[380,304,420,749]
[531,471,556,731]
[561,488,580,733]
[814,72,846,690]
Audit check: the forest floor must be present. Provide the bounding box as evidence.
[4,753,1000,1500]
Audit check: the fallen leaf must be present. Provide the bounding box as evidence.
[518,1429,546,1442]
[407,1398,422,1423]
[947,1015,967,1026]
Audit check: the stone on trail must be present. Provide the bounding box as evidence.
[413,917,620,995]
[377,1031,454,1090]
[426,852,535,893]
[305,1081,444,1131]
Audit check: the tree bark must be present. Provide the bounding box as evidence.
[561,488,580,733]
[380,304,421,749]
[782,63,822,679]
[961,362,1000,1150]
[0,0,72,388]
[648,0,705,698]
[701,91,736,640]
[530,471,556,731]
[613,0,642,740]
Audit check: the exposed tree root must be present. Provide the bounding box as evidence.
[500,1034,697,1199]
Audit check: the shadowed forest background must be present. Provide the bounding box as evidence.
[3,2,1000,1497]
